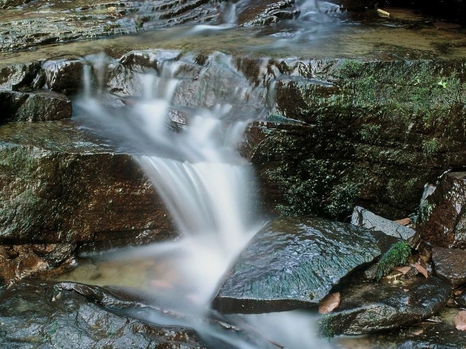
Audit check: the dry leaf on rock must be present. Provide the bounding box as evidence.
[319,292,340,314]
[454,310,466,331]
[412,263,429,278]
[395,217,410,226]
[394,266,412,275]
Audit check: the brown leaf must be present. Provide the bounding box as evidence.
[395,217,411,226]
[319,292,340,314]
[412,329,424,336]
[412,263,429,278]
[394,266,412,275]
[454,310,466,331]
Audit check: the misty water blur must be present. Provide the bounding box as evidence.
[70,2,343,347]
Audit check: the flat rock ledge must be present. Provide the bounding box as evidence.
[213,216,399,314]
[319,276,451,336]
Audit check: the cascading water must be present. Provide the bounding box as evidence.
[72,6,338,347]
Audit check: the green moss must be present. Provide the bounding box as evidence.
[373,241,412,281]
[318,315,336,339]
[267,157,361,218]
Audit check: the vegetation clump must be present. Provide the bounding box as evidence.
[370,241,412,281]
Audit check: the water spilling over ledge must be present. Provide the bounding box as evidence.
[1,0,466,348]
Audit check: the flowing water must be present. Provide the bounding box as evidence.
[51,1,466,347]
[71,44,334,347]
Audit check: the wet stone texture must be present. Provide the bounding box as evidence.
[0,122,174,282]
[0,0,223,52]
[213,216,398,314]
[418,172,466,249]
[0,280,209,349]
[335,321,466,349]
[432,246,466,288]
[0,90,72,123]
[320,276,451,336]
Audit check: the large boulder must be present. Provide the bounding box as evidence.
[213,216,398,314]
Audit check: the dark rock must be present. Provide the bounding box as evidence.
[0,280,208,349]
[320,276,451,336]
[0,121,174,247]
[43,59,85,95]
[417,172,466,249]
[351,206,416,241]
[213,216,399,314]
[0,243,76,283]
[0,62,43,91]
[247,58,466,220]
[432,246,466,288]
[335,321,466,348]
[0,90,72,123]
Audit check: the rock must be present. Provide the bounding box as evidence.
[417,172,466,249]
[432,247,466,288]
[319,276,451,336]
[237,0,299,27]
[351,206,416,241]
[0,90,72,123]
[0,243,76,284]
[247,58,466,220]
[43,59,85,95]
[0,122,174,249]
[0,0,223,52]
[0,62,43,91]
[335,321,466,348]
[0,280,208,349]
[212,216,399,314]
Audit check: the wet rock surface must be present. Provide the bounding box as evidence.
[0,121,174,281]
[320,276,451,336]
[432,247,466,288]
[0,90,72,123]
[213,216,399,314]
[0,280,209,349]
[0,0,223,52]
[335,321,466,348]
[418,172,466,249]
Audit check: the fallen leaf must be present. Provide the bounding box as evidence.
[455,290,464,296]
[319,292,340,314]
[412,263,429,278]
[412,329,424,336]
[454,310,466,331]
[395,217,410,226]
[394,266,412,275]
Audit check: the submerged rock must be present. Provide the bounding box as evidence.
[335,321,466,348]
[320,276,451,336]
[0,280,208,349]
[213,216,398,314]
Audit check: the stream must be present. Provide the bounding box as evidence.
[3,0,466,347]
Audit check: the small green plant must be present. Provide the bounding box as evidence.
[422,139,439,156]
[373,241,412,281]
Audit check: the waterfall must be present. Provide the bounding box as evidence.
[74,51,333,348]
